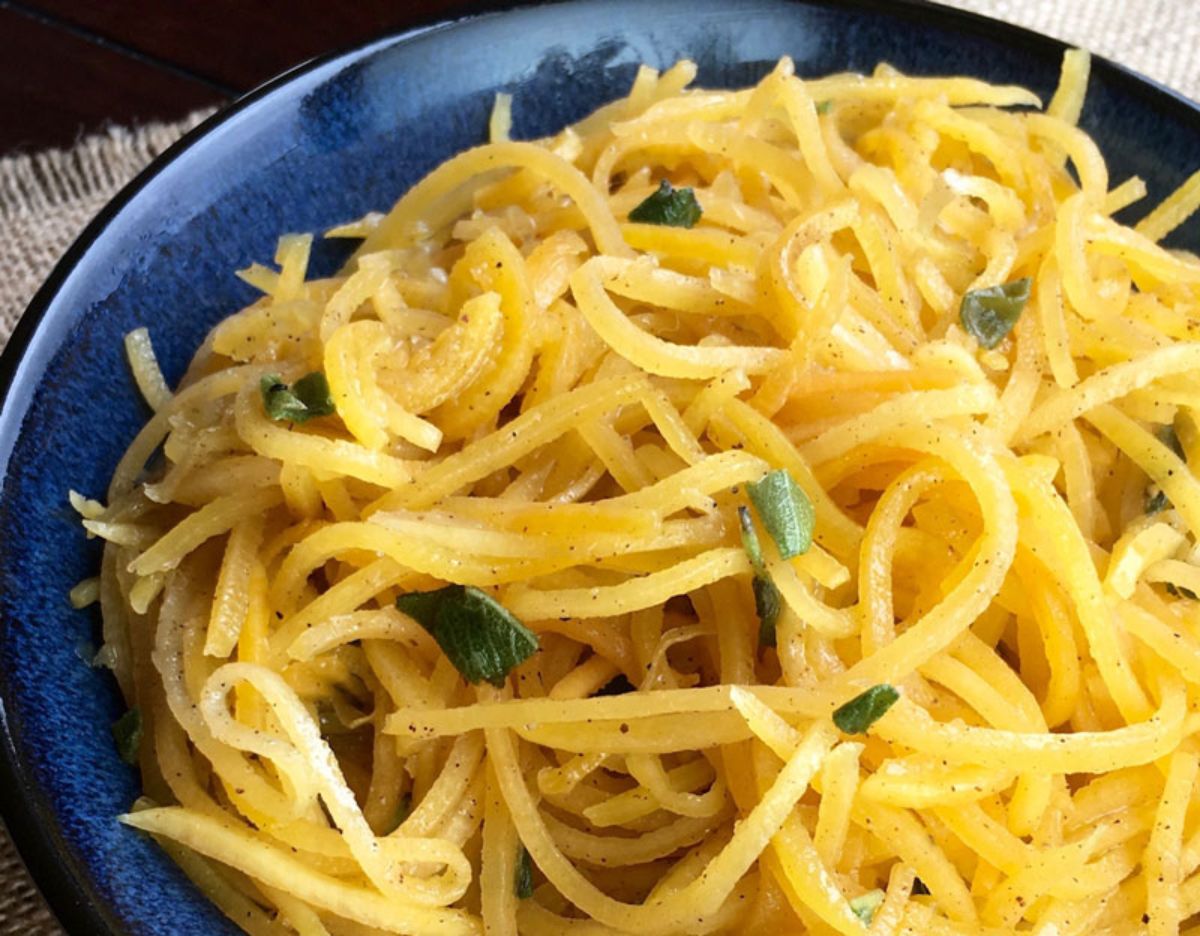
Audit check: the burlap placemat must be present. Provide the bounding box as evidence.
[0,1,1196,930]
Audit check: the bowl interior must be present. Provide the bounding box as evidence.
[2,0,1199,932]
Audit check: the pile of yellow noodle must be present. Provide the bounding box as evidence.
[70,51,1200,935]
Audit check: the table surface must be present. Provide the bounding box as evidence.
[0,0,480,152]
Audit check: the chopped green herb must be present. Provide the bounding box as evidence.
[912,877,931,896]
[396,585,538,687]
[960,278,1032,349]
[1160,424,1186,460]
[1146,422,1185,511]
[850,889,885,926]
[628,179,702,228]
[383,793,412,835]
[260,371,336,423]
[595,674,636,696]
[747,470,815,560]
[753,575,782,647]
[392,589,443,628]
[1166,582,1199,600]
[832,684,899,735]
[738,505,765,569]
[816,100,833,115]
[515,845,534,899]
[739,506,783,647]
[112,707,143,766]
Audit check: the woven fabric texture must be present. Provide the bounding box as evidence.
[0,1,1195,930]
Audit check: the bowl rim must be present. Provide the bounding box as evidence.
[0,0,1197,931]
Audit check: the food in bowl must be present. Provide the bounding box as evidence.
[71,50,1200,933]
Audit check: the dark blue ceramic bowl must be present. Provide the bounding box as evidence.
[2,0,1199,932]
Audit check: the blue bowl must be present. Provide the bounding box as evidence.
[2,0,1199,932]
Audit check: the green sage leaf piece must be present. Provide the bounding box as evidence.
[628,179,702,228]
[1147,487,1170,514]
[747,470,814,560]
[850,889,885,926]
[739,506,782,647]
[832,684,899,735]
[960,278,1032,349]
[396,585,538,687]
[753,575,782,648]
[516,845,534,899]
[738,505,765,570]
[260,371,336,423]
[112,707,143,766]
[1160,424,1186,460]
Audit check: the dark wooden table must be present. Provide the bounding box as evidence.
[0,1,482,152]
